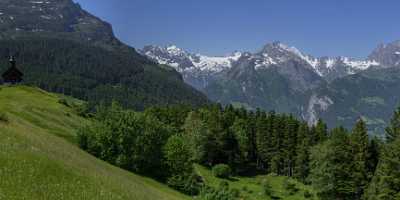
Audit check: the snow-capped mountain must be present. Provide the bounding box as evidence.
[140,45,242,90]
[140,42,382,87]
[140,41,400,134]
[247,42,381,81]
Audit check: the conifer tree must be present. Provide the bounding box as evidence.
[365,138,400,200]
[314,119,328,144]
[294,122,311,182]
[310,127,355,200]
[385,107,400,143]
[351,119,369,199]
[183,111,208,163]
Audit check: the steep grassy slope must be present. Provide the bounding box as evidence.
[0,86,189,200]
[195,165,318,200]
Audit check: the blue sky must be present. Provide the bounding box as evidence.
[74,0,399,58]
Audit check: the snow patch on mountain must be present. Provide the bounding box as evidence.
[141,45,241,73]
[341,57,380,71]
[277,43,320,68]
[141,43,383,83]
[325,58,337,69]
[190,52,242,72]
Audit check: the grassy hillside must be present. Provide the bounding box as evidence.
[0,86,189,200]
[195,165,318,200]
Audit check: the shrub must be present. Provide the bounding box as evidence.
[167,173,202,195]
[58,98,69,107]
[282,178,299,195]
[304,190,313,199]
[73,102,90,117]
[212,164,232,179]
[0,112,9,123]
[262,179,273,196]
[198,183,238,200]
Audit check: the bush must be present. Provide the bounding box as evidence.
[282,178,299,195]
[58,98,69,107]
[167,173,202,195]
[262,179,273,196]
[304,190,313,198]
[0,112,9,123]
[198,182,238,200]
[73,102,90,117]
[212,164,232,179]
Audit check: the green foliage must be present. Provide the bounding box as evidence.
[385,107,400,142]
[0,111,9,123]
[365,138,400,200]
[212,164,232,179]
[164,135,193,176]
[166,173,201,196]
[78,104,172,177]
[351,119,370,198]
[195,165,316,200]
[74,96,400,200]
[198,182,239,200]
[310,127,355,200]
[294,122,311,182]
[314,119,328,143]
[262,179,273,196]
[72,102,90,117]
[58,98,69,107]
[182,111,208,163]
[283,178,299,195]
[304,190,313,199]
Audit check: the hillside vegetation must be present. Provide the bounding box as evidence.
[0,86,189,200]
[195,165,317,200]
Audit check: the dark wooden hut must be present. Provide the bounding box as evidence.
[2,57,23,84]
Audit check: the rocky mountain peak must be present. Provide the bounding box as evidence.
[369,40,400,67]
[0,0,120,48]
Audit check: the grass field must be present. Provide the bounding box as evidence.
[195,165,318,200]
[0,86,189,200]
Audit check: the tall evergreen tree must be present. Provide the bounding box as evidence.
[294,122,311,182]
[365,138,400,200]
[385,107,400,143]
[255,111,273,171]
[314,119,328,144]
[183,111,209,163]
[351,119,370,199]
[310,127,355,200]
[231,118,251,167]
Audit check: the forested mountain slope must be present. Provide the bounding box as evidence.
[0,0,209,110]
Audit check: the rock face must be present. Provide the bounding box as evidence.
[141,41,400,134]
[0,0,122,49]
[369,40,400,68]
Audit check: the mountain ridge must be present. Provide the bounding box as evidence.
[141,40,400,133]
[140,41,384,87]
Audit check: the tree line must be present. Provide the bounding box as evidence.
[77,103,400,200]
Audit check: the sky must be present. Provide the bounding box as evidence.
[73,0,400,58]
